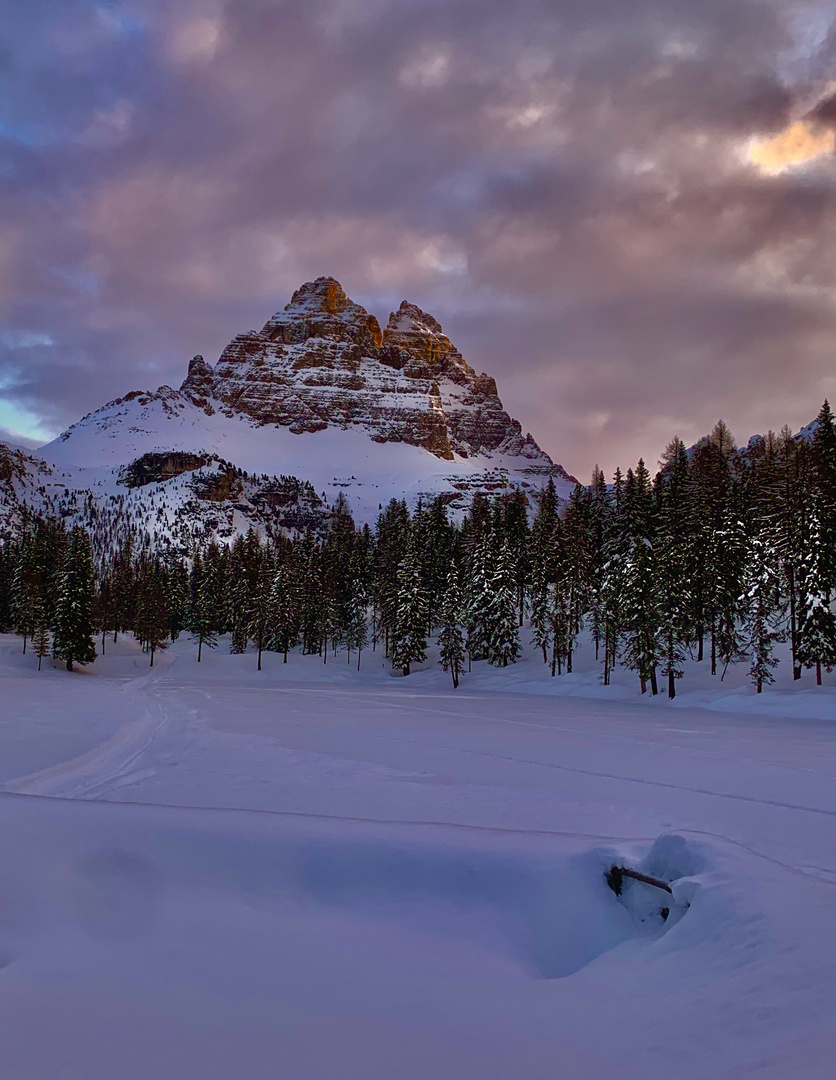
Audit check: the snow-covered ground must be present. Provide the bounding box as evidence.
[1,632,835,1078]
[35,396,570,527]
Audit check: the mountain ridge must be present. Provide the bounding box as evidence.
[0,278,576,549]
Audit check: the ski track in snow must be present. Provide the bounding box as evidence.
[2,637,836,1078]
[7,658,836,887]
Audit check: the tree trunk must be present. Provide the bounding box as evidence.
[649,668,658,696]
[640,675,646,694]
[357,648,362,672]
[149,645,155,667]
[817,660,822,686]
[789,565,801,680]
[668,669,675,699]
[66,658,73,672]
[22,633,27,654]
[198,639,202,662]
[696,626,703,662]
[258,646,262,672]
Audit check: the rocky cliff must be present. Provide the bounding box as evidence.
[180,277,554,465]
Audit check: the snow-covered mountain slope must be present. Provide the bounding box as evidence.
[0,278,577,548]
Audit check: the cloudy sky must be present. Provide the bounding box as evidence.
[1,0,835,478]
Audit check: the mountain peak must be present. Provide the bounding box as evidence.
[259,277,383,351]
[386,300,445,337]
[286,276,350,315]
[61,278,565,473]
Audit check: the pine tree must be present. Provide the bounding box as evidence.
[711,510,748,677]
[135,566,169,667]
[796,494,836,684]
[484,541,521,667]
[268,563,297,663]
[53,528,98,672]
[656,438,691,698]
[529,560,553,665]
[189,552,218,662]
[229,568,251,654]
[390,535,428,676]
[741,532,784,693]
[11,534,40,653]
[464,535,493,664]
[812,399,836,513]
[438,565,465,688]
[33,620,51,671]
[246,561,274,671]
[343,575,368,671]
[620,536,660,694]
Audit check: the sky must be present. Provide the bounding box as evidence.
[1,0,835,478]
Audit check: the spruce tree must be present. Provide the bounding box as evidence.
[53,528,97,672]
[484,541,521,667]
[269,563,297,663]
[246,561,274,671]
[438,565,465,688]
[135,566,169,667]
[741,532,784,693]
[189,553,218,662]
[464,535,493,664]
[656,438,690,698]
[33,619,51,671]
[620,536,660,694]
[390,535,428,676]
[343,575,368,670]
[711,510,748,677]
[796,494,836,684]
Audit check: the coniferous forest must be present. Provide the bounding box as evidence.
[2,403,835,697]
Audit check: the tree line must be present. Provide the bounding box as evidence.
[1,403,835,695]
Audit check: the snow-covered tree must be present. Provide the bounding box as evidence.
[741,532,785,693]
[438,565,465,688]
[343,576,368,670]
[33,620,51,672]
[134,566,169,666]
[484,541,521,667]
[390,536,428,676]
[796,495,836,684]
[269,564,298,663]
[464,536,492,664]
[246,561,274,671]
[619,536,660,694]
[53,527,97,672]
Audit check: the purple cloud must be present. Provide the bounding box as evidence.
[1,0,834,478]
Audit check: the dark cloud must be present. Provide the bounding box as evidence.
[809,92,836,127]
[1,0,834,478]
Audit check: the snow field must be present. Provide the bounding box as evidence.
[0,632,834,1077]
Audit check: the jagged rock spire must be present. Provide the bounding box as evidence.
[181,278,554,464]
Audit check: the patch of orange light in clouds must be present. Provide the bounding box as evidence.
[748,121,835,175]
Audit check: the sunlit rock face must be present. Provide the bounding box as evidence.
[188,277,552,463]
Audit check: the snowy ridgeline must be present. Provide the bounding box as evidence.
[0,422,567,555]
[0,631,835,1079]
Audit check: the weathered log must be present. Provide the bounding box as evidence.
[606,865,673,896]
